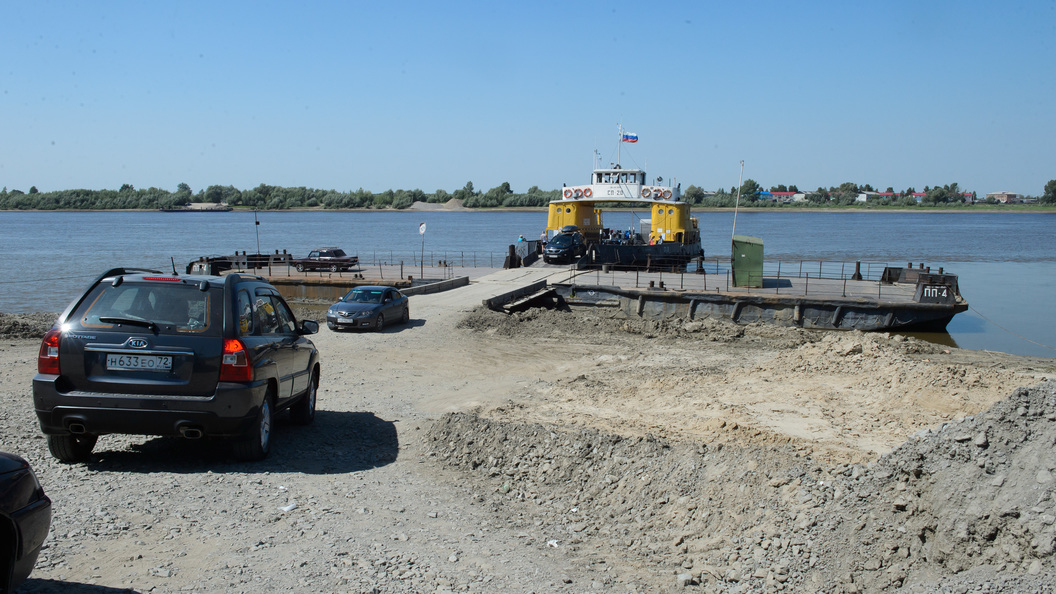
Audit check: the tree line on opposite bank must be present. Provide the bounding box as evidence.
[2,179,1054,211]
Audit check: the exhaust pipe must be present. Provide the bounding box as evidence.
[68,423,87,434]
[179,426,203,439]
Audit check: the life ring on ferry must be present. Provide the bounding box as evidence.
[662,189,672,199]
[641,188,652,198]
[563,188,573,199]
[573,188,583,198]
[583,188,592,198]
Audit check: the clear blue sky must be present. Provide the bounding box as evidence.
[3,1,1053,196]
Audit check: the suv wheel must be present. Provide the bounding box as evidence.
[47,434,98,463]
[295,263,305,272]
[329,264,338,272]
[290,373,317,425]
[234,393,272,461]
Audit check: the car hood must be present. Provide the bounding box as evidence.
[331,302,380,313]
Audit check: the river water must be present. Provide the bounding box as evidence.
[1,210,1053,358]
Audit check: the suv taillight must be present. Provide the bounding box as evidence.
[38,329,62,374]
[220,338,252,382]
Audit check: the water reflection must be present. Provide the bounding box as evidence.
[901,330,961,350]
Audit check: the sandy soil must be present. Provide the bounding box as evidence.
[1,289,1054,592]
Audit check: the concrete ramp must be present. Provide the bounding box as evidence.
[415,268,574,313]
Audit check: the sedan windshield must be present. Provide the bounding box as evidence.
[347,290,383,303]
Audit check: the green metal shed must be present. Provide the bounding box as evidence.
[731,235,763,288]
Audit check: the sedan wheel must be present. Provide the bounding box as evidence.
[375,313,385,332]
[401,307,410,325]
[329,264,338,272]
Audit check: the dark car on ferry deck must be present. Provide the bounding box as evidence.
[543,228,586,264]
[0,451,51,592]
[326,286,409,332]
[32,268,321,463]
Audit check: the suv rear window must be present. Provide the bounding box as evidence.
[75,281,221,336]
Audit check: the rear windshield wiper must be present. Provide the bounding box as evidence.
[99,317,159,332]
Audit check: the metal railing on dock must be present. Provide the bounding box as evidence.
[562,258,918,302]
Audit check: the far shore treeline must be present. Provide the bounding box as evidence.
[2,179,1055,211]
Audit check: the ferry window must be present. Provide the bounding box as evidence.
[668,209,674,214]
[620,173,627,183]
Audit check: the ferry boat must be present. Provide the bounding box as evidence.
[506,128,970,331]
[543,130,703,271]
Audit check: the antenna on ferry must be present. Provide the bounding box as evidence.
[732,160,745,241]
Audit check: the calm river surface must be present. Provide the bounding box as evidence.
[1,210,1053,358]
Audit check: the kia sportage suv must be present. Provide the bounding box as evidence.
[33,268,320,462]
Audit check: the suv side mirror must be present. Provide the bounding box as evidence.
[299,319,319,335]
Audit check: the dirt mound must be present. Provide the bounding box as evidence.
[0,312,58,339]
[803,380,1056,591]
[456,306,814,346]
[457,308,1032,464]
[426,381,1056,591]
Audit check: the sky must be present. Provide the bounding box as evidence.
[3,1,1054,197]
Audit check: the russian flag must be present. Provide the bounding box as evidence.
[622,132,638,143]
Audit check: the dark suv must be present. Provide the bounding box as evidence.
[33,268,320,462]
[543,231,585,264]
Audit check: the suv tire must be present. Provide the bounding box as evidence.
[234,393,273,461]
[290,373,317,425]
[47,434,97,463]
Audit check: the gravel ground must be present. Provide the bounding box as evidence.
[1,300,1054,593]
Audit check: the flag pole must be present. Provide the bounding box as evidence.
[732,160,744,242]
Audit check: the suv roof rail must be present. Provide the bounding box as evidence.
[223,273,266,288]
[98,267,165,279]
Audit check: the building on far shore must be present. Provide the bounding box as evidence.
[986,191,1022,203]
